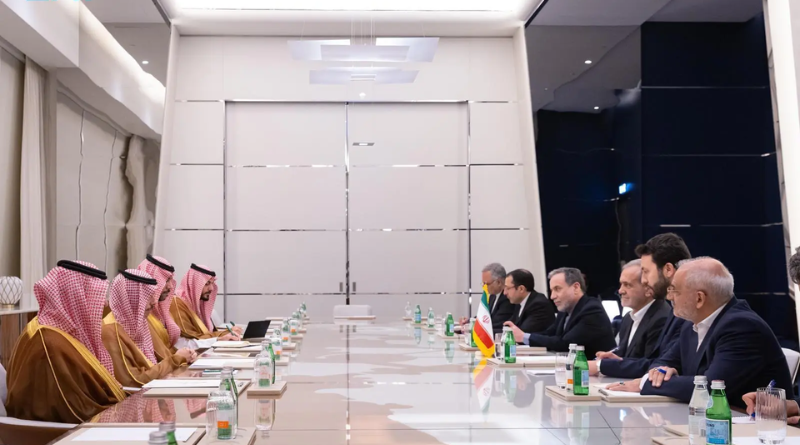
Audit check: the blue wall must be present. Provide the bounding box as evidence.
[534,16,796,345]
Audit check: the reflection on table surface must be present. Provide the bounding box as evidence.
[92,323,690,444]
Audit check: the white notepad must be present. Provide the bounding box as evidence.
[143,379,221,389]
[190,358,254,369]
[517,356,557,365]
[734,438,800,444]
[72,427,194,442]
[211,341,250,348]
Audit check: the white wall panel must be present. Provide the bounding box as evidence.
[171,102,224,164]
[470,166,528,229]
[161,229,225,318]
[349,167,467,229]
[227,167,346,230]
[468,39,519,102]
[227,103,345,166]
[348,104,467,165]
[470,103,523,165]
[175,37,224,100]
[349,231,468,293]
[227,294,344,324]
[349,294,469,320]
[470,230,538,293]
[226,232,345,294]
[164,165,223,229]
[56,98,83,258]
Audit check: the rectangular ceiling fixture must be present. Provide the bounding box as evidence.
[178,0,517,11]
[353,142,375,147]
[289,38,438,63]
[310,67,419,85]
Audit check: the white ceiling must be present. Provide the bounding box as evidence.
[529,0,765,113]
[105,24,170,85]
[84,0,165,23]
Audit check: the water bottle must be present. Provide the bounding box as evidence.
[219,367,239,436]
[301,301,307,313]
[254,351,274,388]
[148,431,168,445]
[281,321,290,344]
[270,336,282,360]
[572,346,589,396]
[445,312,455,336]
[158,421,178,445]
[405,302,412,318]
[468,318,477,347]
[427,307,435,328]
[414,304,422,324]
[503,327,516,364]
[688,375,709,444]
[706,380,732,445]
[566,343,577,393]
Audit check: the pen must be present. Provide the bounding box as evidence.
[657,368,667,375]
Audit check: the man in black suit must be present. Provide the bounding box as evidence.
[482,263,516,334]
[589,233,690,378]
[502,269,554,334]
[506,267,616,357]
[608,259,670,359]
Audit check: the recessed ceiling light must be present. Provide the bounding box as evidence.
[594,106,600,110]
[142,60,149,65]
[353,142,375,147]
[585,60,592,65]
[359,92,366,98]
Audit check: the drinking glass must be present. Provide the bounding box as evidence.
[554,352,568,389]
[494,333,504,359]
[756,387,787,444]
[206,390,236,439]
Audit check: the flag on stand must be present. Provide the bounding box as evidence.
[472,284,494,358]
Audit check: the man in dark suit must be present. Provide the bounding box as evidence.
[482,263,516,334]
[607,257,793,408]
[589,233,691,378]
[611,259,671,359]
[502,269,554,334]
[506,267,615,357]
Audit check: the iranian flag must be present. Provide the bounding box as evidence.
[472,284,495,358]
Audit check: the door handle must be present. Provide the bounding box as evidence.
[353,282,357,293]
[339,282,344,293]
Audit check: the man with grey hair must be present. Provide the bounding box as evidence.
[506,267,615,357]
[590,260,671,375]
[481,263,516,334]
[608,257,793,408]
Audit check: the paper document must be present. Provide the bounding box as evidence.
[212,341,251,348]
[526,369,556,376]
[517,356,556,365]
[72,427,195,442]
[734,438,800,444]
[731,416,755,424]
[190,358,254,369]
[214,345,261,352]
[143,379,221,388]
[203,352,251,358]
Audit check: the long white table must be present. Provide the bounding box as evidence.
[90,322,701,444]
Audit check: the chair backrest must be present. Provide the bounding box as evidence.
[333,305,373,318]
[783,347,800,383]
[0,417,76,445]
[602,300,620,321]
[0,363,7,411]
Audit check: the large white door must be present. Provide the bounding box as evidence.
[347,103,470,318]
[225,103,347,321]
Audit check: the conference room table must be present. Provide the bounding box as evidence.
[90,321,693,445]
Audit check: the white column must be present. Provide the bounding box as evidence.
[766,0,800,320]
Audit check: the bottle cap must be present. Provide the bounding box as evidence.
[693,375,707,384]
[158,421,175,432]
[149,431,168,444]
[576,345,585,351]
[502,326,510,332]
[569,343,577,349]
[711,380,725,389]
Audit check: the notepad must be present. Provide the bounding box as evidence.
[734,438,800,445]
[212,341,251,348]
[202,352,252,359]
[213,346,261,353]
[71,427,195,442]
[732,416,755,424]
[143,379,221,389]
[190,358,254,369]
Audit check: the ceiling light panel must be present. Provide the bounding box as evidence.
[289,38,438,63]
[177,0,518,11]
